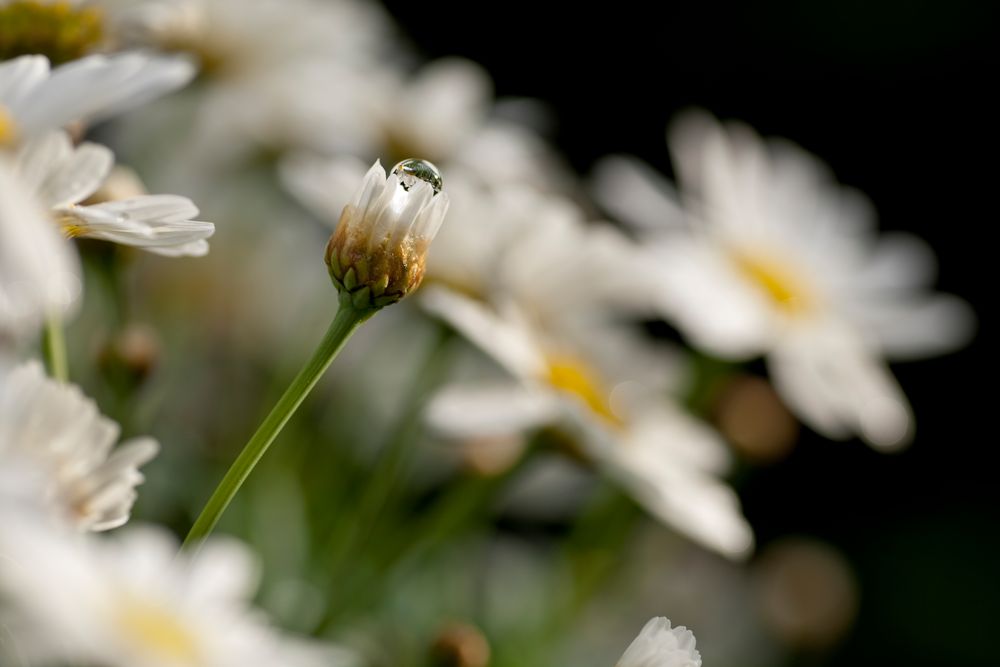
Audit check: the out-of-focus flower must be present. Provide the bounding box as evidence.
[111,0,388,163]
[0,360,157,531]
[375,58,493,166]
[0,52,193,146]
[616,617,702,667]
[423,205,752,557]
[0,517,353,667]
[427,294,752,558]
[324,159,449,309]
[0,157,79,341]
[594,112,974,449]
[15,130,214,255]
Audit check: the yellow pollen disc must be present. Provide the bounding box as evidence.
[0,104,17,147]
[732,251,814,313]
[545,354,622,426]
[0,1,105,65]
[115,597,201,662]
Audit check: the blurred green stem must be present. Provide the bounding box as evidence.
[43,313,68,382]
[326,323,456,572]
[183,299,375,550]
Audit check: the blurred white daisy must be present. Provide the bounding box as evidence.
[15,130,214,256]
[0,51,193,147]
[616,617,702,667]
[593,112,974,449]
[110,0,389,163]
[278,59,572,223]
[0,517,353,667]
[0,360,157,531]
[0,156,79,341]
[423,204,752,557]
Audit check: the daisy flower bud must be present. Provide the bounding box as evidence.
[325,158,449,310]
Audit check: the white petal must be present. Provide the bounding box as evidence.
[16,132,113,208]
[591,154,689,232]
[279,153,368,225]
[427,383,558,438]
[63,196,214,255]
[14,52,194,137]
[0,55,50,108]
[419,286,546,379]
[769,325,913,450]
[0,161,81,341]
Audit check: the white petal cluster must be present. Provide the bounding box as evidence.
[616,617,702,667]
[15,130,214,256]
[0,361,157,531]
[594,112,973,449]
[0,516,353,667]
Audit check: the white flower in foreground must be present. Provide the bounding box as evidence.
[324,159,449,308]
[0,157,79,341]
[423,207,752,557]
[617,617,701,667]
[0,51,193,147]
[0,360,157,531]
[593,112,974,449]
[0,518,352,667]
[15,130,214,255]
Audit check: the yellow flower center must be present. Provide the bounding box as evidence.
[115,597,202,663]
[545,354,622,426]
[0,104,17,147]
[0,1,104,65]
[732,250,815,313]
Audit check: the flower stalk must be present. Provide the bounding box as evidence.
[43,313,69,382]
[183,296,374,549]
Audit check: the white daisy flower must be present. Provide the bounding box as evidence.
[422,205,752,557]
[616,617,702,667]
[0,360,157,531]
[593,112,974,449]
[0,157,79,341]
[0,517,353,667]
[15,130,214,256]
[0,51,193,147]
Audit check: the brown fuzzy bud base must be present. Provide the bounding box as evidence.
[324,205,430,310]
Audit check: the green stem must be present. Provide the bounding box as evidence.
[43,313,69,382]
[183,301,375,550]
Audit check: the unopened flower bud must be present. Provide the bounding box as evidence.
[325,159,449,310]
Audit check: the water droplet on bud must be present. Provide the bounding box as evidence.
[392,158,443,195]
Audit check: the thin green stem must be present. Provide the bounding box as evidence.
[182,301,375,550]
[43,313,69,382]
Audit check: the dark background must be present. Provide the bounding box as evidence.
[380,1,998,665]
